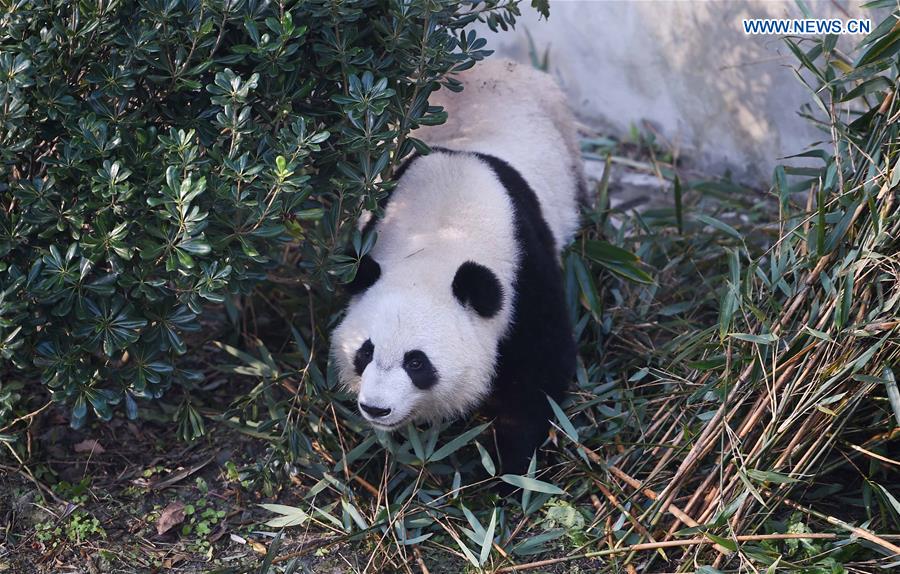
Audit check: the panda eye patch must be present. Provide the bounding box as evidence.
[403,350,438,390]
[353,339,374,376]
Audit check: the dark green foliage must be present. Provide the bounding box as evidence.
[0,0,523,428]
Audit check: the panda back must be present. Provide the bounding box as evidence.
[416,59,583,252]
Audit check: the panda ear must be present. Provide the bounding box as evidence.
[452,261,502,318]
[345,254,381,295]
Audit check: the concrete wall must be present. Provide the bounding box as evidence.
[477,0,876,186]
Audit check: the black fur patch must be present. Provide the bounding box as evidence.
[403,350,438,390]
[469,152,576,476]
[345,255,381,295]
[452,261,503,318]
[353,339,374,376]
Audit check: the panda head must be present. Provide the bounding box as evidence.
[332,256,505,430]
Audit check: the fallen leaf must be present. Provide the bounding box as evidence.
[156,501,186,535]
[73,439,105,455]
[209,524,227,542]
[162,554,187,568]
[248,539,268,554]
[229,533,247,544]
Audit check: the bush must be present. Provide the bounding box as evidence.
[0,0,525,430]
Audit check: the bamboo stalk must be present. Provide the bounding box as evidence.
[412,545,431,574]
[495,534,842,573]
[593,479,662,554]
[775,493,900,556]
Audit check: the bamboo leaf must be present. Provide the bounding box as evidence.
[479,509,497,565]
[547,395,578,442]
[429,422,490,462]
[695,215,743,242]
[475,441,496,476]
[500,474,566,495]
[583,240,640,263]
[746,469,800,484]
[883,367,900,426]
[856,23,900,66]
[260,504,309,528]
[729,332,778,344]
[704,533,737,553]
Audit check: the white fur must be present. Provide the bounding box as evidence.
[332,60,582,429]
[418,59,583,250]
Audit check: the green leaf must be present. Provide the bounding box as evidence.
[342,499,368,531]
[178,238,211,255]
[547,395,578,442]
[530,0,550,19]
[840,76,893,101]
[259,504,309,527]
[695,214,743,242]
[746,470,800,484]
[500,474,566,495]
[882,367,900,426]
[728,332,778,344]
[583,240,640,264]
[874,483,900,520]
[474,441,496,476]
[803,326,833,341]
[705,533,737,552]
[601,260,654,284]
[570,253,602,318]
[479,509,497,565]
[429,422,490,462]
[512,529,565,556]
[856,24,900,66]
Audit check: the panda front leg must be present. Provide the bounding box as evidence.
[493,385,556,476]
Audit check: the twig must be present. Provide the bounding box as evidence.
[607,465,703,531]
[607,464,731,555]
[271,535,338,564]
[848,443,900,467]
[495,534,841,572]
[412,545,430,574]
[773,492,900,556]
[0,401,52,433]
[593,479,664,558]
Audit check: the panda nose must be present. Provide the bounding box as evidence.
[359,402,392,418]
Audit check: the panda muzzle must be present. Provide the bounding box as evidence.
[359,402,392,419]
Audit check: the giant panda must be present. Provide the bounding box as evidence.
[331,59,584,475]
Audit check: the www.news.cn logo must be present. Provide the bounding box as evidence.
[743,18,872,35]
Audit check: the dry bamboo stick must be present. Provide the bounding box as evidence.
[494,533,841,573]
[697,336,834,527]
[775,493,900,556]
[608,465,706,532]
[657,250,838,530]
[849,443,900,467]
[667,469,719,540]
[594,479,661,551]
[412,546,431,574]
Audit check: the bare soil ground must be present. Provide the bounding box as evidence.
[1,413,348,573]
